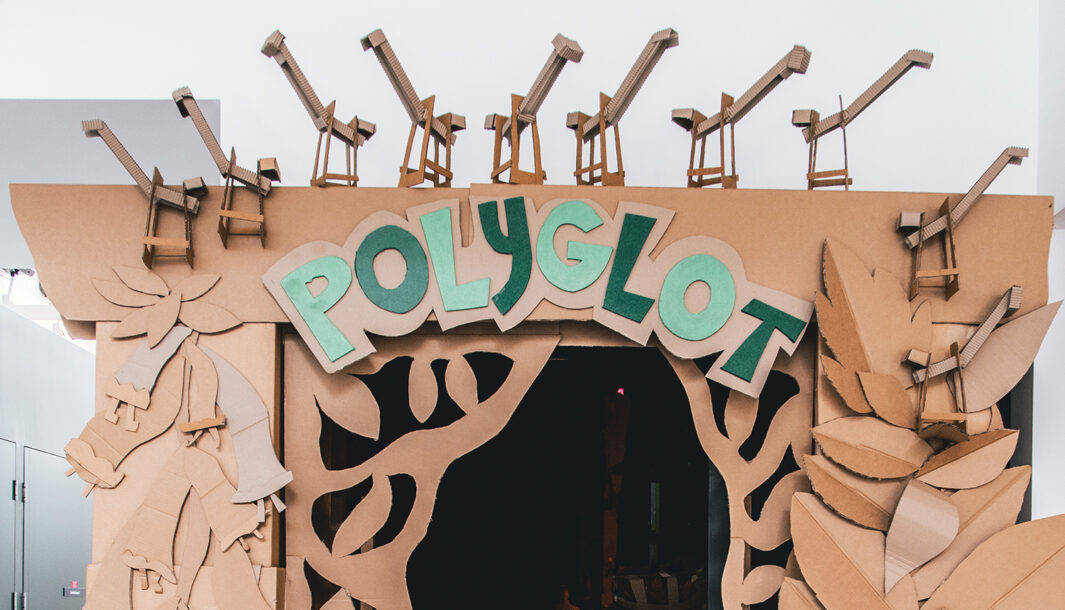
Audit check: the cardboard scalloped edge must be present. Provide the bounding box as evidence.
[915,429,1017,489]
[65,437,125,488]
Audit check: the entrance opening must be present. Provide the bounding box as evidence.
[408,347,709,609]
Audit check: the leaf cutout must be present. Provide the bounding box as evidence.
[408,357,438,423]
[724,389,759,442]
[113,265,169,296]
[444,356,478,413]
[821,355,872,413]
[859,371,916,429]
[779,577,824,609]
[332,473,392,557]
[813,416,933,479]
[740,564,785,605]
[912,466,1030,600]
[915,429,1017,489]
[817,239,932,391]
[315,374,381,441]
[147,294,181,348]
[177,301,241,334]
[885,574,918,610]
[962,301,1060,412]
[92,278,159,307]
[884,480,958,594]
[791,492,893,609]
[924,514,1065,608]
[174,273,220,301]
[805,454,906,531]
[182,341,218,424]
[111,306,152,339]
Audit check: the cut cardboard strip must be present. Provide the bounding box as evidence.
[183,447,259,550]
[821,355,872,414]
[113,265,170,297]
[408,356,438,423]
[313,372,381,441]
[912,466,1030,600]
[122,449,192,584]
[179,416,226,433]
[805,454,905,531]
[791,492,892,609]
[960,301,1060,412]
[201,345,293,503]
[858,371,916,429]
[883,480,958,594]
[174,273,220,301]
[93,278,161,308]
[180,341,220,436]
[332,473,391,557]
[148,294,182,348]
[113,326,192,392]
[813,416,932,479]
[915,429,1017,489]
[778,577,825,609]
[923,514,1065,608]
[285,556,312,610]
[444,356,478,413]
[174,492,210,608]
[211,537,272,610]
[177,301,242,335]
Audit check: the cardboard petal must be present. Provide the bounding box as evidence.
[791,492,892,609]
[148,294,182,348]
[822,355,872,414]
[859,371,916,429]
[961,301,1060,412]
[174,273,220,301]
[740,564,785,605]
[113,265,169,297]
[315,374,381,441]
[211,538,272,610]
[111,306,152,339]
[813,416,933,479]
[912,466,1030,599]
[93,278,160,307]
[916,429,1018,489]
[408,357,438,423]
[923,514,1065,608]
[884,480,958,594]
[174,492,210,607]
[778,577,824,610]
[444,356,479,412]
[332,473,392,558]
[805,454,905,531]
[177,301,242,334]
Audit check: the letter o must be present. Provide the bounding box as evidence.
[658,254,736,341]
[354,225,429,314]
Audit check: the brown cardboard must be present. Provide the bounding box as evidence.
[85,509,135,610]
[121,449,191,584]
[331,472,391,558]
[740,564,786,605]
[821,355,871,414]
[180,340,220,442]
[114,265,170,297]
[923,514,1065,609]
[285,556,312,609]
[172,491,210,609]
[911,466,1030,599]
[883,480,958,594]
[212,536,273,610]
[183,447,260,550]
[779,577,825,610]
[858,371,917,429]
[804,454,905,531]
[812,416,933,479]
[148,294,182,348]
[87,564,281,609]
[915,429,1018,489]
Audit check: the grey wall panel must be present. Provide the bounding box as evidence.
[0,439,14,607]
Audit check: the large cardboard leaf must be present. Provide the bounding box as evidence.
[884,480,958,594]
[859,371,916,429]
[113,265,169,296]
[821,355,872,414]
[916,429,1017,489]
[923,514,1065,608]
[805,454,905,531]
[813,416,933,479]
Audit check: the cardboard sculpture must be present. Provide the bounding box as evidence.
[673,45,811,188]
[485,34,583,185]
[361,29,466,188]
[262,30,377,187]
[568,28,679,186]
[792,49,932,189]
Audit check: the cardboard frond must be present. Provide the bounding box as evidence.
[174,273,221,301]
[444,356,478,413]
[805,454,905,531]
[884,480,958,594]
[111,306,152,339]
[331,473,391,558]
[177,301,242,334]
[148,294,182,348]
[813,416,932,479]
[821,355,872,414]
[315,374,381,441]
[113,265,169,297]
[915,429,1018,489]
[92,278,160,308]
[859,371,916,429]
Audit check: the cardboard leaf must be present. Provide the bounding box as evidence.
[182,341,219,426]
[821,355,872,414]
[884,480,958,594]
[174,273,220,301]
[177,301,241,334]
[916,429,1017,489]
[174,492,210,607]
[791,492,892,609]
[805,454,906,531]
[912,466,1030,599]
[779,577,825,609]
[724,390,759,442]
[408,357,438,423]
[92,278,159,307]
[111,306,152,339]
[813,416,933,479]
[148,293,181,348]
[923,514,1065,608]
[315,374,381,441]
[113,265,169,296]
[961,301,1060,412]
[859,371,916,429]
[212,538,272,610]
[332,473,392,557]
[445,356,478,412]
[740,564,785,605]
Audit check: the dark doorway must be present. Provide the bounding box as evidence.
[407,347,709,609]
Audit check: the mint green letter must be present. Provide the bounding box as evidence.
[280,256,354,362]
[536,200,613,292]
[658,254,736,341]
[420,207,490,311]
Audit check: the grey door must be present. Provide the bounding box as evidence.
[22,447,91,609]
[0,439,14,609]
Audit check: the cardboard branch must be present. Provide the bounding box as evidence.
[121,449,192,584]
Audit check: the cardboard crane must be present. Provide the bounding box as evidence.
[82,120,201,268]
[361,29,466,188]
[568,28,679,186]
[484,34,584,185]
[173,87,280,247]
[792,49,932,189]
[261,30,377,187]
[672,45,811,188]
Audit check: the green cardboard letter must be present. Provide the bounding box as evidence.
[421,207,491,311]
[536,200,613,292]
[658,254,736,341]
[355,225,429,314]
[721,299,807,382]
[479,198,532,315]
[280,256,355,362]
[603,213,656,322]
